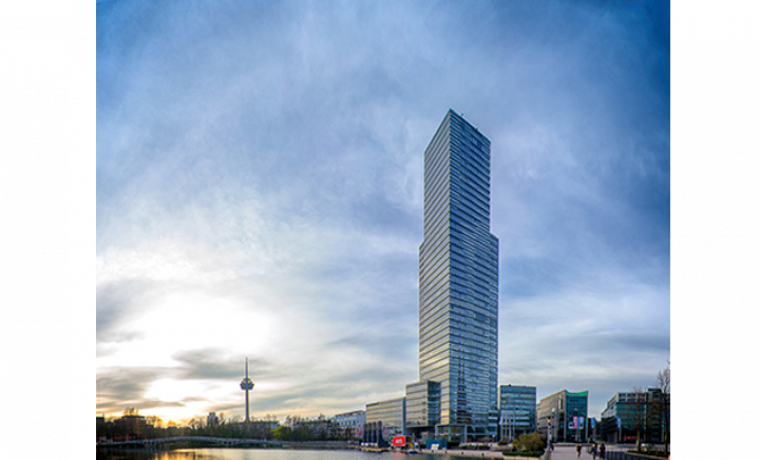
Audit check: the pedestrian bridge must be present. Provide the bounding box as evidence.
[97,436,282,448]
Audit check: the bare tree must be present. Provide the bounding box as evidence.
[654,361,670,454]
[146,415,163,427]
[629,387,648,451]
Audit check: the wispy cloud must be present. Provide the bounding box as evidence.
[97,0,669,421]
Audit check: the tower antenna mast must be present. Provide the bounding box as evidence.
[240,357,255,423]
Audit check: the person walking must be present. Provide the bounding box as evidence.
[576,443,582,457]
[591,442,598,459]
[599,443,606,459]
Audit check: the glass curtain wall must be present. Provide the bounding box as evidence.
[418,110,499,440]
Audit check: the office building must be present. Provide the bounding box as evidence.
[498,385,536,440]
[365,397,406,443]
[537,390,589,442]
[600,389,665,444]
[417,109,500,441]
[405,380,441,438]
[333,410,366,439]
[113,414,148,442]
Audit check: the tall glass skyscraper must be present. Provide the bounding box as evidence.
[418,109,499,441]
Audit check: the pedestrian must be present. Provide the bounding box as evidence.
[599,443,606,459]
[577,443,582,457]
[591,442,597,459]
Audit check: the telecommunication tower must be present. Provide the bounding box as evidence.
[240,357,255,423]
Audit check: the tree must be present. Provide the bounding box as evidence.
[654,361,670,455]
[513,433,546,452]
[629,387,648,451]
[272,425,293,441]
[146,415,163,427]
[188,416,206,435]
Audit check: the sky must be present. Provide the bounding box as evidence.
[95,0,671,424]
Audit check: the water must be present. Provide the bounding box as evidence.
[96,448,475,460]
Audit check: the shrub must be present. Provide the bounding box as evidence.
[502,450,543,457]
[512,433,545,453]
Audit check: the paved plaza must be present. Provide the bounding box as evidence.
[418,448,503,458]
[418,443,629,460]
[548,444,589,460]
[547,443,627,460]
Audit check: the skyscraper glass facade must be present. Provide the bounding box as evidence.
[366,397,406,441]
[499,385,537,439]
[405,380,441,429]
[418,109,499,440]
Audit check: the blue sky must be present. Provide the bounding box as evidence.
[95,0,670,424]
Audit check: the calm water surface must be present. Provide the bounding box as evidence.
[97,449,474,460]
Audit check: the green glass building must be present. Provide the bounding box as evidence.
[537,389,589,442]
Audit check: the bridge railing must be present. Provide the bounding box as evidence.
[98,436,282,448]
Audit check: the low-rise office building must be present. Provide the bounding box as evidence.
[600,388,666,444]
[365,397,406,444]
[498,384,536,440]
[113,414,148,441]
[405,380,441,440]
[537,390,589,443]
[332,410,366,439]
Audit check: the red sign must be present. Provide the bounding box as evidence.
[392,436,406,447]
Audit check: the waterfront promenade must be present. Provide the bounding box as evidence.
[418,448,503,458]
[420,445,580,460]
[419,443,630,459]
[545,443,629,460]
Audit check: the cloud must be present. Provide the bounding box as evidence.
[96,367,180,414]
[96,278,154,341]
[97,0,669,422]
[171,349,265,381]
[499,263,669,415]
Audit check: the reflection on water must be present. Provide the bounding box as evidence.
[96,448,470,460]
